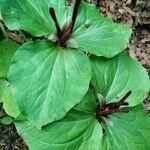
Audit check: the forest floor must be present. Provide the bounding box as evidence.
[0,0,150,149]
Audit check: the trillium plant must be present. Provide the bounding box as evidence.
[0,0,150,149]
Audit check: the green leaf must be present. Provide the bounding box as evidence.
[72,1,132,58]
[0,71,19,119]
[0,39,19,78]
[1,0,131,58]
[2,82,20,118]
[0,78,20,117]
[102,105,150,149]
[8,40,91,128]
[66,38,79,49]
[14,92,150,150]
[0,0,68,36]
[91,52,150,106]
[15,91,103,150]
[0,116,13,125]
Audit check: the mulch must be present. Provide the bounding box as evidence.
[0,0,150,149]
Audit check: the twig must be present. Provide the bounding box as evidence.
[7,32,24,44]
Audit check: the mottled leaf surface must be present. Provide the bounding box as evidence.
[9,41,91,128]
[72,1,132,57]
[102,105,150,150]
[0,0,68,36]
[15,91,103,150]
[15,93,150,150]
[91,52,150,106]
[0,0,131,58]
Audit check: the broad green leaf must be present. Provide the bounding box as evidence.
[102,105,150,150]
[0,0,68,36]
[91,52,150,106]
[8,40,91,128]
[72,1,132,58]
[15,92,150,150]
[0,39,19,78]
[1,0,131,58]
[15,91,103,150]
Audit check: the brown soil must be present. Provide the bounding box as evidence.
[0,104,28,150]
[0,0,150,149]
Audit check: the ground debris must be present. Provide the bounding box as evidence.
[0,104,28,150]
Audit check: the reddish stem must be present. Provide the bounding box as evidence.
[97,91,132,117]
[50,8,63,43]
[60,0,81,44]
[60,22,73,44]
[115,91,132,108]
[99,109,116,116]
[99,108,129,117]
[70,0,81,32]
[49,0,81,46]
